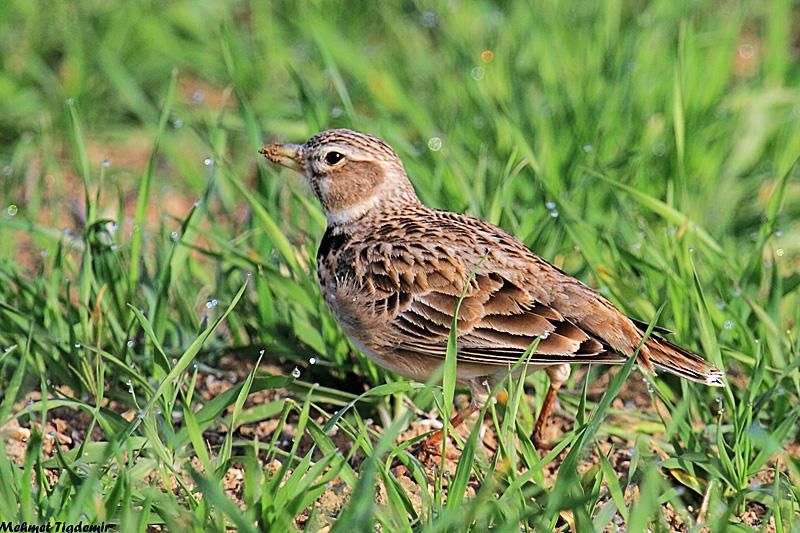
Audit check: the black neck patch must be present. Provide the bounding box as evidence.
[317,226,352,262]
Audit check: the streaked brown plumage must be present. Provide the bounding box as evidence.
[260,129,725,449]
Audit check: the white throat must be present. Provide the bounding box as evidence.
[325,195,380,225]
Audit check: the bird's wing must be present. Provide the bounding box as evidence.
[353,237,624,366]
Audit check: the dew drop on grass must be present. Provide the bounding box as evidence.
[111,245,119,251]
[583,145,593,153]
[74,342,81,348]
[688,247,694,252]
[723,320,734,330]
[103,160,110,168]
[470,66,485,81]
[2,166,12,176]
[545,201,556,210]
[309,357,317,365]
[173,119,183,128]
[632,242,641,251]
[6,205,17,217]
[331,107,343,118]
[428,137,442,151]
[191,89,205,104]
[776,229,783,237]
[776,248,784,256]
[777,388,785,396]
[204,157,214,166]
[733,289,741,297]
[127,340,134,348]
[421,10,437,27]
[764,260,773,268]
[541,328,550,339]
[137,410,145,419]
[40,250,49,258]
[754,338,760,344]
[292,367,301,378]
[550,209,559,218]
[194,199,202,208]
[206,299,218,309]
[66,98,74,105]
[170,231,179,241]
[63,229,71,236]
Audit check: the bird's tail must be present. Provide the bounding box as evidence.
[642,335,725,387]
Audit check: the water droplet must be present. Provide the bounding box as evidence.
[775,229,783,237]
[129,363,135,369]
[63,228,71,237]
[490,10,505,25]
[637,231,645,238]
[206,299,218,309]
[172,378,177,384]
[776,248,784,256]
[777,388,785,396]
[652,143,666,157]
[259,349,265,356]
[309,357,317,365]
[470,66,485,80]
[103,159,110,168]
[750,232,759,241]
[2,166,12,176]
[723,320,734,330]
[230,376,237,384]
[632,242,641,251]
[738,43,755,59]
[193,199,202,208]
[716,303,724,310]
[545,201,556,210]
[764,260,773,268]
[74,342,81,348]
[754,338,760,344]
[421,9,438,27]
[137,410,145,419]
[688,247,694,252]
[313,382,320,388]
[733,290,741,298]
[111,245,120,251]
[172,118,184,129]
[550,210,559,218]
[204,157,214,166]
[583,145,593,153]
[127,340,134,348]
[482,380,489,387]
[541,328,550,339]
[481,50,494,62]
[170,231,179,241]
[330,107,343,118]
[191,89,205,104]
[292,367,301,378]
[111,223,119,231]
[193,363,198,369]
[428,137,442,151]
[6,205,18,217]
[66,98,74,105]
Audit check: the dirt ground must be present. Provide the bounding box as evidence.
[3,354,791,532]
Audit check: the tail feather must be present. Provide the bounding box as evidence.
[643,335,725,387]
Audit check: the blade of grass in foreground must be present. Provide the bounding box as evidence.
[128,69,178,299]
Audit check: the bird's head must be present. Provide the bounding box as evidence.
[260,129,419,225]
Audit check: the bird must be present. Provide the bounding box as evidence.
[259,128,726,450]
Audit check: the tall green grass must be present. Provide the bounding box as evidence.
[1,0,799,530]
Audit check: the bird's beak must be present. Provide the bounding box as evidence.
[259,143,306,173]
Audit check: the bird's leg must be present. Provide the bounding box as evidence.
[425,400,480,447]
[531,364,569,450]
[531,382,560,450]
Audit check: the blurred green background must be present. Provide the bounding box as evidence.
[1,0,799,529]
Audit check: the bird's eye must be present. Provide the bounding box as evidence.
[324,151,345,165]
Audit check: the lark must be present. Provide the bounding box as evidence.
[260,129,725,449]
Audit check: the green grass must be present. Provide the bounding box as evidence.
[1,0,799,530]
